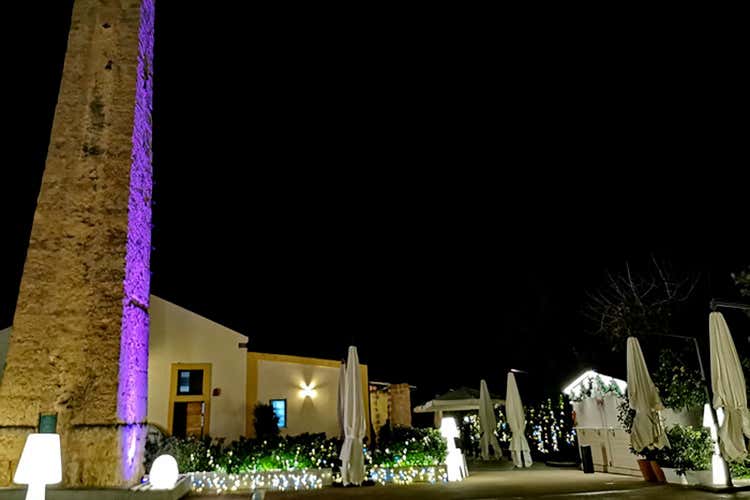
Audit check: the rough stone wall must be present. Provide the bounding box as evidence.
[388,384,412,428]
[369,387,389,437]
[0,0,152,487]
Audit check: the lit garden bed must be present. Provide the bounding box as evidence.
[368,464,448,485]
[187,468,333,494]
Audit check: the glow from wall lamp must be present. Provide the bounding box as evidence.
[300,383,317,399]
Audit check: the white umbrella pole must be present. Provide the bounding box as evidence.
[706,304,750,486]
[690,335,732,487]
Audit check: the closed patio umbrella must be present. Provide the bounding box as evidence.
[626,337,669,452]
[479,379,502,460]
[710,311,750,461]
[339,346,366,485]
[506,372,532,467]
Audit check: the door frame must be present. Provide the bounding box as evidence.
[168,362,212,436]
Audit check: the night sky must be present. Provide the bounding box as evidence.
[2,3,747,406]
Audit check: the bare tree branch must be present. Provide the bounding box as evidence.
[584,259,700,350]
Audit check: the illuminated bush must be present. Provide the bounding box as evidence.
[145,433,339,474]
[371,426,447,468]
[217,433,341,473]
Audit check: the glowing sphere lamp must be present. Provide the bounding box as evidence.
[149,454,179,490]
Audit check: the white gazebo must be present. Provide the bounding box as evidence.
[562,369,638,476]
[414,387,504,427]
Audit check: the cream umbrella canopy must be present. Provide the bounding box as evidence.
[479,379,502,460]
[339,346,366,485]
[506,372,532,467]
[626,337,669,452]
[710,311,750,461]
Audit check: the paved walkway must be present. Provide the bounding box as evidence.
[193,463,750,499]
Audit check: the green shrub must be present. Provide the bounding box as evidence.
[146,432,341,474]
[145,428,445,475]
[652,350,705,411]
[371,426,447,468]
[144,434,223,474]
[730,457,750,479]
[655,425,712,474]
[217,433,341,473]
[616,393,635,434]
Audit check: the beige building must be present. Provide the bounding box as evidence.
[148,296,371,441]
[2,298,376,442]
[149,296,249,440]
[247,352,370,441]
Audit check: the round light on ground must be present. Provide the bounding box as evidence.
[150,454,179,490]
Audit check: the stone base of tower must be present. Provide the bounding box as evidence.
[0,424,147,487]
[0,428,28,486]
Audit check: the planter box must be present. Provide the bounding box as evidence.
[661,467,688,485]
[684,470,713,486]
[662,407,703,428]
[187,468,333,494]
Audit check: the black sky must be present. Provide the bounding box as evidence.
[1,4,748,404]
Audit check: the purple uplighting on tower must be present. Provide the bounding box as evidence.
[118,0,154,481]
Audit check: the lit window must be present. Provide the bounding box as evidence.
[270,399,287,428]
[177,370,203,395]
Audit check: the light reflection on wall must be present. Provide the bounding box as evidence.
[117,0,154,482]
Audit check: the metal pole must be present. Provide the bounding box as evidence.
[710,299,750,312]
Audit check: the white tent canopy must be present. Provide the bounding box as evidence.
[414,387,504,413]
[506,372,532,468]
[339,346,366,486]
[562,370,627,400]
[710,311,750,462]
[626,337,669,452]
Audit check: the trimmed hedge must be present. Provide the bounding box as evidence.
[145,427,446,474]
[372,426,447,468]
[145,433,339,474]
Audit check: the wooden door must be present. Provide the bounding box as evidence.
[186,401,204,437]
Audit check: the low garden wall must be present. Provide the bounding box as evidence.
[368,464,448,485]
[187,468,333,494]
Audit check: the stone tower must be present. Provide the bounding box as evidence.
[0,0,154,487]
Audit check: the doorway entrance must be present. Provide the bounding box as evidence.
[168,363,211,437]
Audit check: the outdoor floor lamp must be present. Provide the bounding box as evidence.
[14,433,62,500]
[13,413,62,500]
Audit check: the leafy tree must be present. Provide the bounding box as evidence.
[733,266,750,296]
